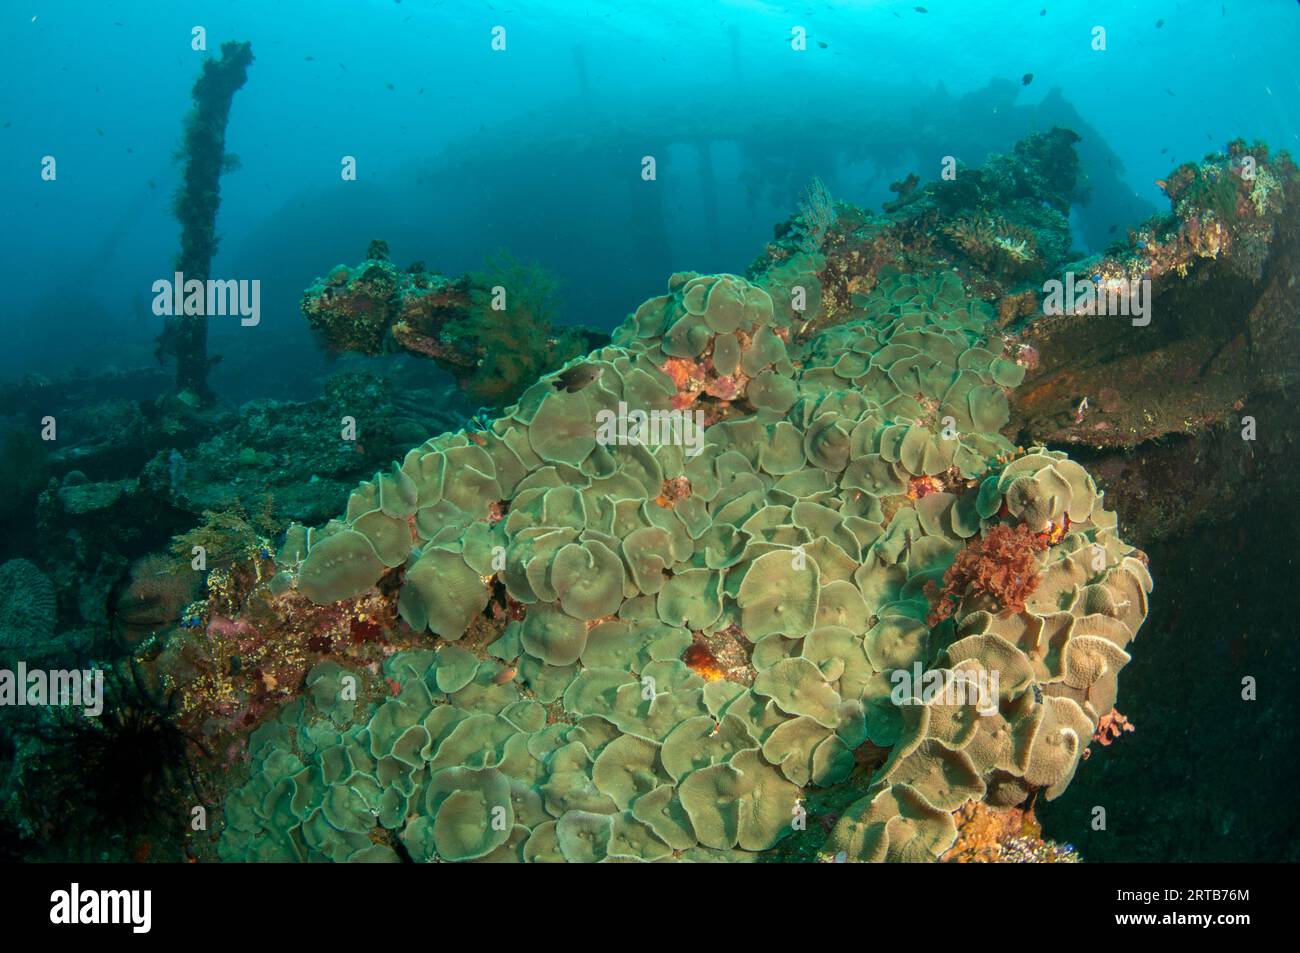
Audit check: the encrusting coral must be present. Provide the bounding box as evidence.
[210,255,1153,863]
[301,246,607,408]
[941,801,1078,863]
[941,213,1041,280]
[1108,139,1292,285]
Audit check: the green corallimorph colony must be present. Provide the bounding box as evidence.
[221,265,1151,862]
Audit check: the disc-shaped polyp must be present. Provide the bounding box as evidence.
[401,548,488,639]
[736,549,820,639]
[552,540,624,620]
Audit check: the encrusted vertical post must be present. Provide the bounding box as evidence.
[159,40,254,405]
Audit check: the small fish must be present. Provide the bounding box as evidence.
[1022,72,1034,86]
[914,5,928,12]
[386,82,395,90]
[1108,224,1117,234]
[1155,18,1164,28]
[553,363,603,393]
[304,54,314,61]
[466,407,495,432]
[1164,88,1176,96]
[1160,146,1168,153]
[1040,8,1047,14]
[493,664,518,686]
[817,40,827,48]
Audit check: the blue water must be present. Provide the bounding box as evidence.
[2,0,1298,393]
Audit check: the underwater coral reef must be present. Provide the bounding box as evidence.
[3,119,1297,868]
